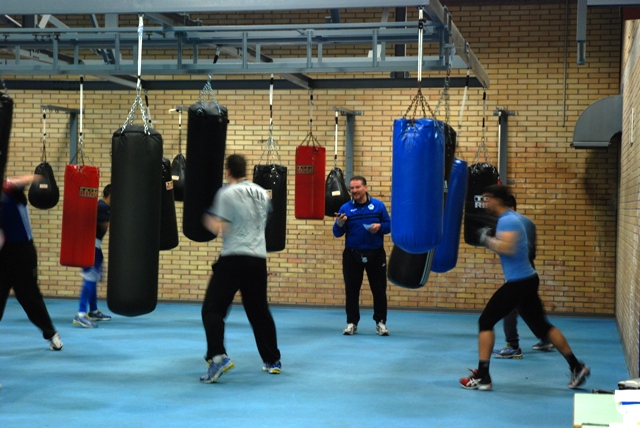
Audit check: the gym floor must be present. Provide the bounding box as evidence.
[0,298,627,428]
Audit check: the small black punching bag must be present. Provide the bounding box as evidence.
[253,164,287,252]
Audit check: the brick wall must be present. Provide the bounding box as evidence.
[620,19,640,378]
[2,5,620,319]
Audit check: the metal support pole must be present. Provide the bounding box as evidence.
[494,108,515,185]
[334,107,362,185]
[69,112,79,164]
[577,0,587,65]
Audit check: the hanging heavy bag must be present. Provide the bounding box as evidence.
[443,124,457,185]
[391,117,445,254]
[464,162,499,246]
[28,162,60,209]
[324,167,350,217]
[0,93,14,232]
[108,125,163,317]
[60,164,100,267]
[160,157,179,251]
[171,153,186,202]
[388,245,435,289]
[432,158,468,273]
[295,140,326,220]
[0,93,12,184]
[183,101,228,242]
[253,164,287,252]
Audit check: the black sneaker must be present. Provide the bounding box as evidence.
[459,368,492,391]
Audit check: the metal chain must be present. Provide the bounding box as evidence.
[472,90,492,165]
[196,75,222,115]
[258,74,282,166]
[0,76,7,94]
[122,15,151,134]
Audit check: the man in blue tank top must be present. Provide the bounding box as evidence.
[492,194,553,358]
[333,176,391,336]
[459,185,589,391]
[0,175,63,351]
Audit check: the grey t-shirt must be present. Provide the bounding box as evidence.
[209,180,270,258]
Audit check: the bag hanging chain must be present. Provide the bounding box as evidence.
[122,15,151,134]
[177,108,182,154]
[333,110,339,169]
[403,8,436,123]
[0,76,8,95]
[197,49,223,116]
[472,90,492,165]
[302,89,319,147]
[259,74,282,167]
[457,68,471,141]
[41,108,48,163]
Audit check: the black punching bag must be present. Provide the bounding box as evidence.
[160,157,179,251]
[387,246,435,289]
[171,154,186,202]
[0,93,13,232]
[253,164,287,252]
[183,101,228,242]
[108,125,163,316]
[28,162,60,209]
[324,167,350,217]
[0,94,12,179]
[443,124,457,186]
[464,163,500,246]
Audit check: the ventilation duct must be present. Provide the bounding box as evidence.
[571,95,622,148]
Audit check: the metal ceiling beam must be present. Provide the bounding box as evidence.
[2,76,482,91]
[0,1,490,88]
[0,1,420,15]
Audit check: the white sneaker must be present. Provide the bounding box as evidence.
[343,323,357,335]
[376,322,390,336]
[48,332,63,351]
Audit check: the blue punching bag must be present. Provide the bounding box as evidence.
[108,125,163,316]
[391,117,444,253]
[431,158,468,273]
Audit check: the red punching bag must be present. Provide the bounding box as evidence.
[295,132,325,220]
[60,164,100,267]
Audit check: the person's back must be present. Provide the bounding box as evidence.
[214,181,270,258]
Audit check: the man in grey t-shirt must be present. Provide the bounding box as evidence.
[199,154,281,383]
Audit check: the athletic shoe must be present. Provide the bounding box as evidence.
[459,368,492,391]
[262,361,282,374]
[568,363,590,389]
[200,355,234,383]
[493,345,523,359]
[88,310,112,321]
[532,340,554,351]
[343,323,357,335]
[73,314,97,328]
[48,333,63,351]
[376,322,390,336]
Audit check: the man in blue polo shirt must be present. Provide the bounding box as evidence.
[333,175,391,336]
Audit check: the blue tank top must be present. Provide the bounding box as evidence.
[497,210,535,282]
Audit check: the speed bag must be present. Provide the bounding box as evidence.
[171,153,186,202]
[391,117,445,254]
[108,125,163,317]
[160,157,179,251]
[431,158,468,273]
[387,245,435,289]
[28,162,60,209]
[295,145,326,220]
[183,101,228,242]
[253,164,287,252]
[0,94,13,191]
[464,162,500,246]
[324,167,350,217]
[443,124,457,185]
[59,164,100,267]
